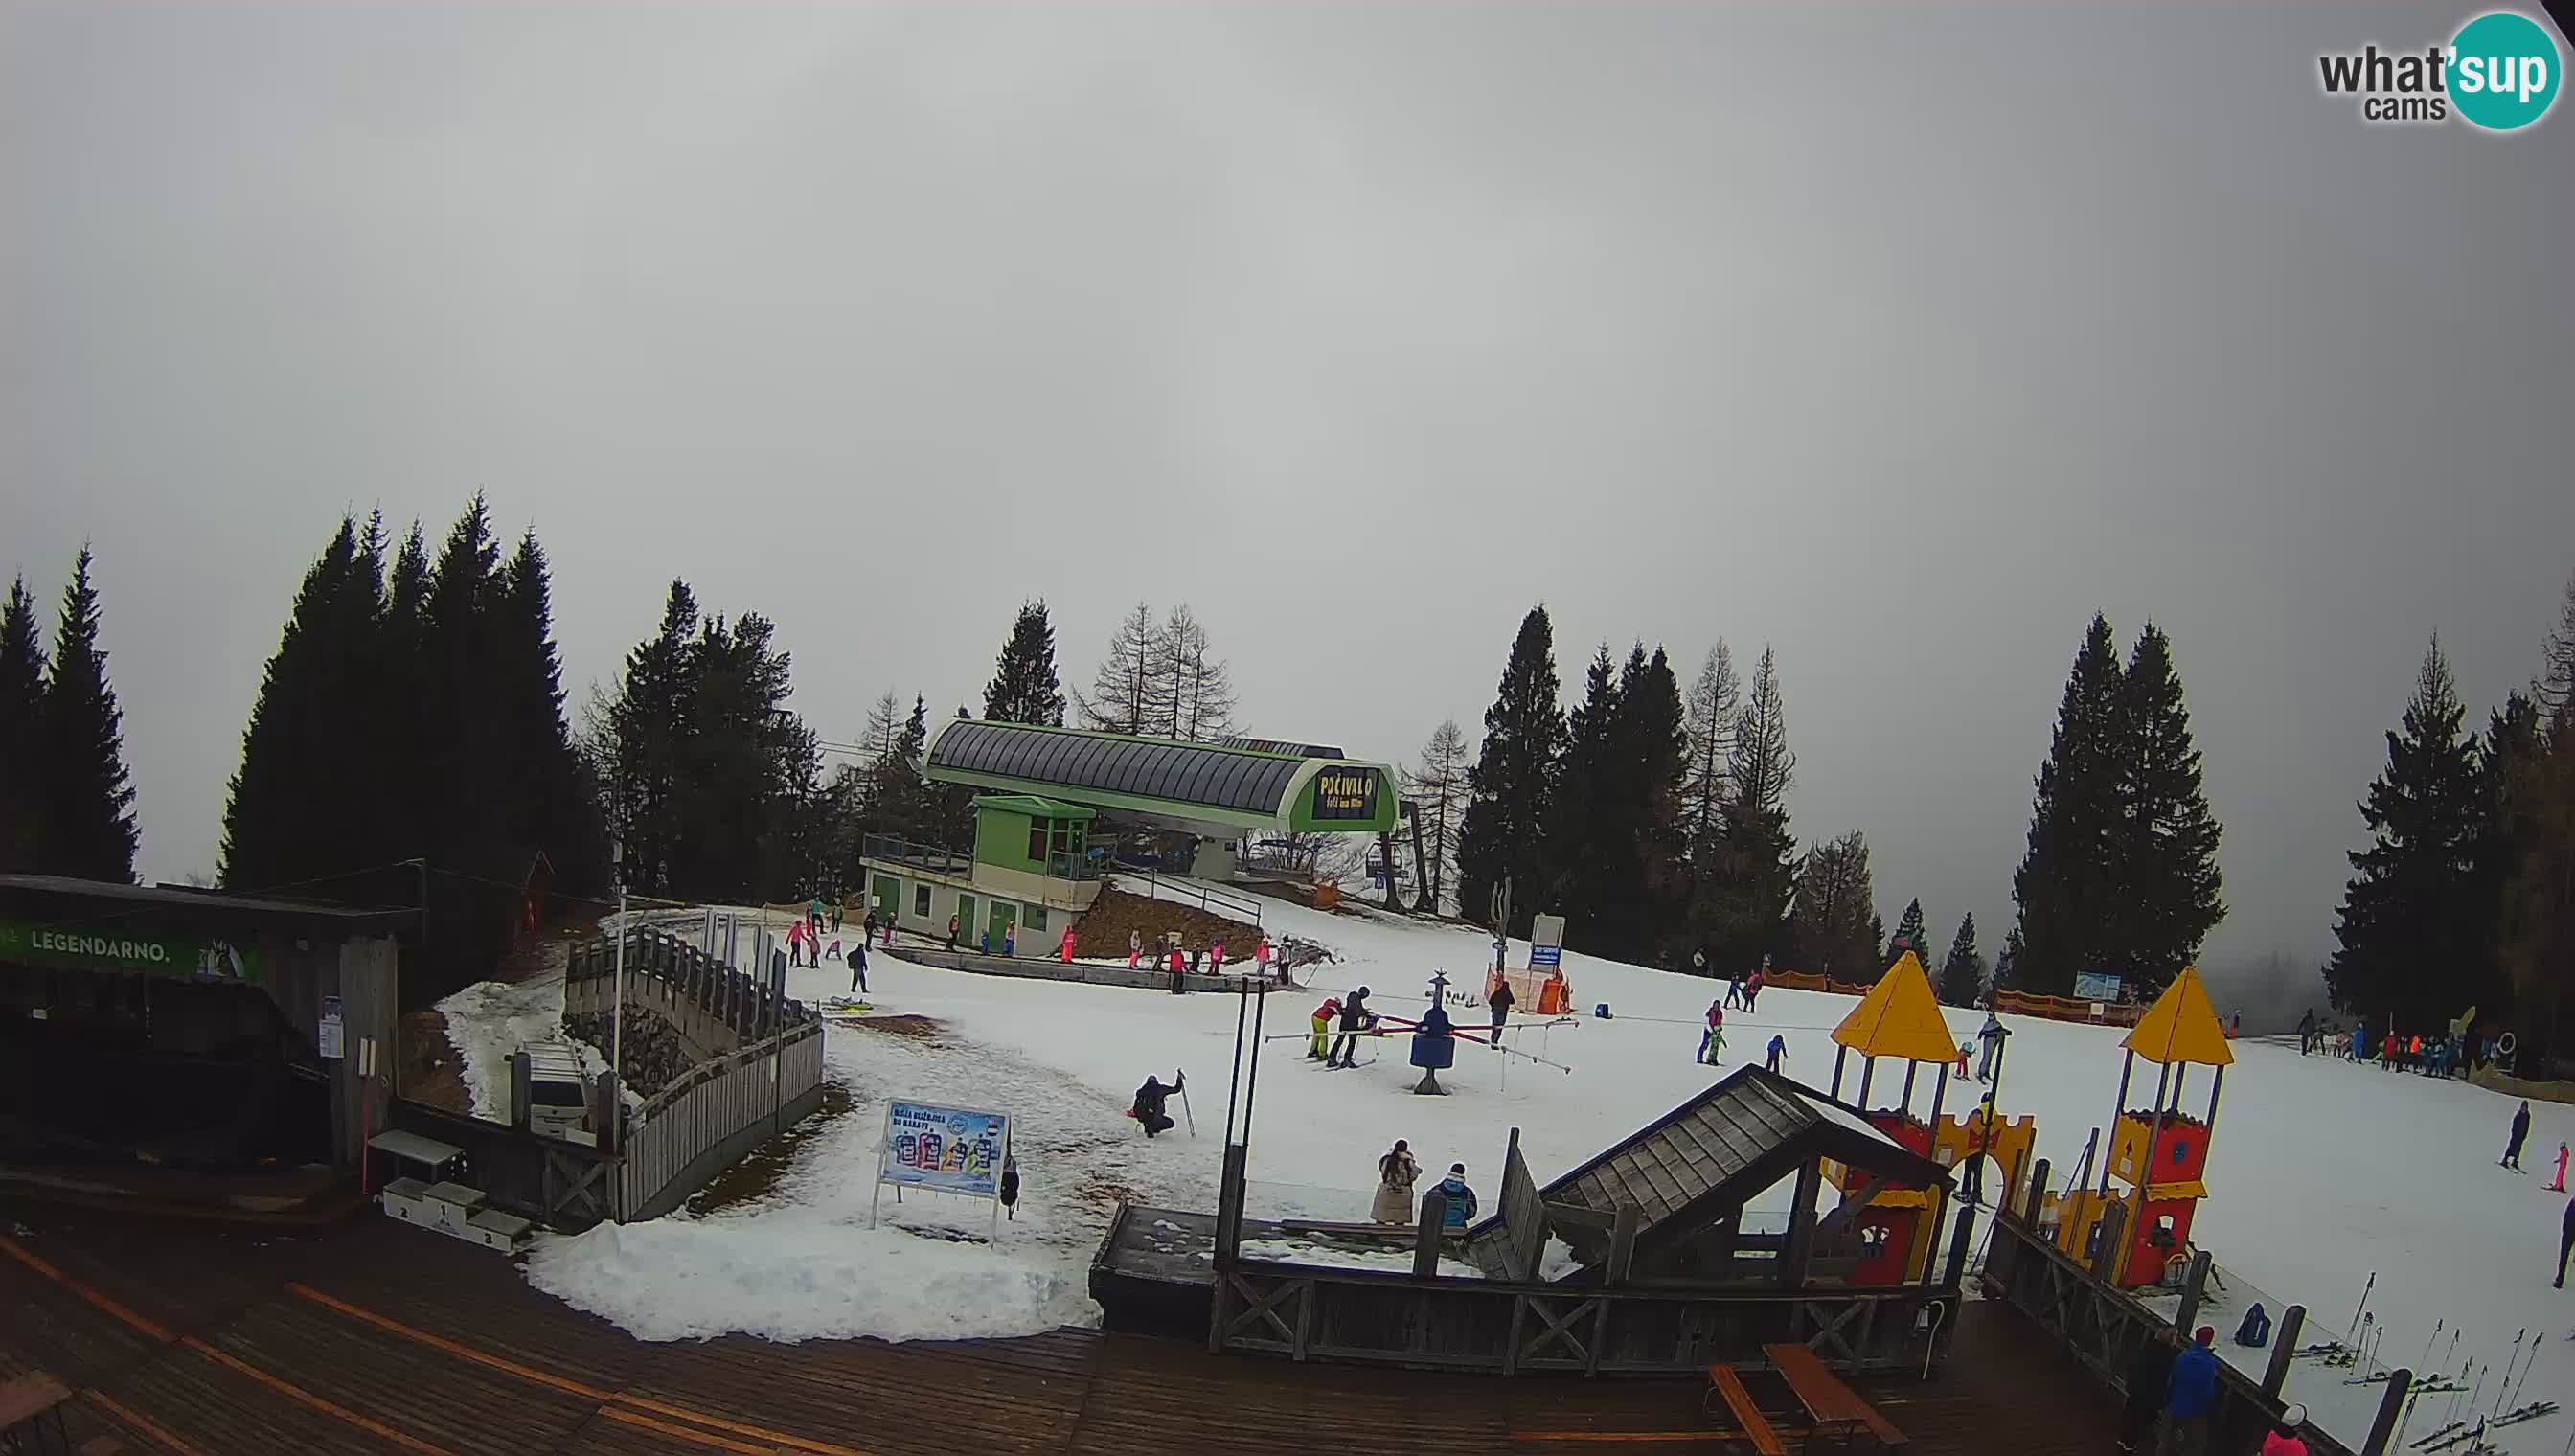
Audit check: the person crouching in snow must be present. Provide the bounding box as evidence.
[1310,996,1339,1059]
[1372,1140,1420,1224]
[1698,1000,1725,1065]
[1433,1163,1478,1228]
[1131,1075,1176,1138]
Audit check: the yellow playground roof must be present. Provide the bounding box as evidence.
[1831,952,1959,1065]
[2121,966,2236,1067]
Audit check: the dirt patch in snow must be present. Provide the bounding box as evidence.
[854,1014,944,1038]
[397,1010,469,1113]
[684,1080,855,1217]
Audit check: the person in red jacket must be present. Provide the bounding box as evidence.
[2260,1403,2310,1456]
[1698,1000,1725,1065]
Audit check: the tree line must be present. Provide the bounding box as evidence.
[2327,578,2575,1065]
[0,551,140,882]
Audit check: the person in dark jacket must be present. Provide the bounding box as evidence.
[2296,1008,2317,1056]
[1132,1076,1175,1138]
[2118,1326,2180,1455]
[2502,1100,2532,1170]
[1433,1164,1478,1228]
[1328,987,1376,1068]
[1487,978,1515,1049]
[2159,1326,2221,1456]
[999,1157,1020,1220]
[848,936,869,994]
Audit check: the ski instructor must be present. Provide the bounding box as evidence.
[2556,1188,2575,1289]
[2503,1100,2532,1171]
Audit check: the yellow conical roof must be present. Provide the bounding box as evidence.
[1831,952,1958,1064]
[2121,966,2235,1067]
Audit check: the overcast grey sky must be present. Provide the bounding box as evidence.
[5,5,2570,981]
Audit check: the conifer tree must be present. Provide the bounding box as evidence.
[2010,614,2125,995]
[1077,603,1161,737]
[1408,719,1470,914]
[1550,645,1625,945]
[983,601,1067,726]
[597,581,700,897]
[1994,924,2024,990]
[1457,606,1566,936]
[2326,639,2485,1031]
[493,530,610,896]
[1788,830,1877,979]
[1938,914,1986,1007]
[1680,642,1740,895]
[0,576,48,871]
[1697,646,1795,973]
[1888,898,1928,967]
[221,517,384,890]
[1609,644,1690,961]
[2105,624,2224,996]
[41,548,138,881]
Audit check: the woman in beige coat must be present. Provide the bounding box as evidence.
[1372,1140,1421,1224]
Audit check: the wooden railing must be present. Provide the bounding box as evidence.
[1982,1159,2389,1456]
[566,926,812,1045]
[618,1019,827,1221]
[1208,1260,1948,1376]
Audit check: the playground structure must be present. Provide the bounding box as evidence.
[1819,951,2035,1287]
[2041,965,2231,1290]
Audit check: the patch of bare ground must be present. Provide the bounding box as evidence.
[682,1079,855,1216]
[396,1009,468,1112]
[853,1013,943,1038]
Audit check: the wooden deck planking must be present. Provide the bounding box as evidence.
[4,1194,2119,1456]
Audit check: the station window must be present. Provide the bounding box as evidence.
[1025,904,1049,932]
[1028,818,1051,863]
[913,883,931,918]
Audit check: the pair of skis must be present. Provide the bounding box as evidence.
[2414,1401,2561,1453]
[2410,1330,2551,1451]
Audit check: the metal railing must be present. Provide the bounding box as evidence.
[859,833,971,878]
[1112,866,1264,927]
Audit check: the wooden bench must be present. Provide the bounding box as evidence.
[1700,1365,1787,1456]
[1764,1343,1907,1450]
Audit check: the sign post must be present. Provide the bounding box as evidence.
[319,995,345,1059]
[873,1099,1013,1243]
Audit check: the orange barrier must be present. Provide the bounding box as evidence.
[1993,990,2142,1027]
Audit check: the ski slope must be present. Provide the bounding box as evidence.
[506,891,2569,1449]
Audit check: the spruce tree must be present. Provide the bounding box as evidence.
[1456,606,1566,937]
[494,530,611,897]
[983,601,1067,726]
[2326,639,2485,1032]
[1550,645,1626,947]
[41,548,139,881]
[2106,624,2224,997]
[0,576,48,871]
[599,581,701,897]
[1609,644,1689,961]
[221,517,384,890]
[1889,898,1928,967]
[1994,924,2023,990]
[1698,646,1795,974]
[1938,914,1986,1007]
[2009,614,2125,995]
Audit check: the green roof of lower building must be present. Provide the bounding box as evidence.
[970,794,1098,820]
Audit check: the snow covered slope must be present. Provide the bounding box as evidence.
[513,891,2568,1448]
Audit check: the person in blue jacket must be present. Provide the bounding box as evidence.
[1434,1163,1478,1228]
[2159,1325,2221,1456]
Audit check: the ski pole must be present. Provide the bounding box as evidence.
[2349,1271,2378,1344]
[2492,1331,2524,1422]
[2415,1319,2445,1377]
[1176,1068,1196,1138]
[2502,1331,2541,1417]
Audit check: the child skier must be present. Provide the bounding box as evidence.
[1128,929,1143,968]
[1766,1035,1787,1073]
[2549,1140,2568,1193]
[1955,1042,1972,1079]
[786,917,808,969]
[1310,996,1340,1059]
[1743,956,1768,1012]
[1698,1000,1726,1065]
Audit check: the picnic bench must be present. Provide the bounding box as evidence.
[1701,1365,1788,1456]
[1763,1343,1908,1451]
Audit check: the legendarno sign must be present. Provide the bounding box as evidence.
[0,920,262,984]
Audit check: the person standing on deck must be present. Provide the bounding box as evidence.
[1432,1164,1478,1228]
[1371,1140,1420,1225]
[2157,1326,2220,1456]
[2117,1326,2179,1455]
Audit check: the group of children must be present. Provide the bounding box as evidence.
[780,902,895,992]
[1369,1139,1479,1229]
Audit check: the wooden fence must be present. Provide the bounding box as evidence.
[619,1018,827,1221]
[565,926,811,1045]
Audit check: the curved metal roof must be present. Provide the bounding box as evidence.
[926,720,1309,818]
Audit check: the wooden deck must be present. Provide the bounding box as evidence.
[2,1195,2116,1454]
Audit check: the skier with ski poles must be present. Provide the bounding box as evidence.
[1327,987,1377,1068]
